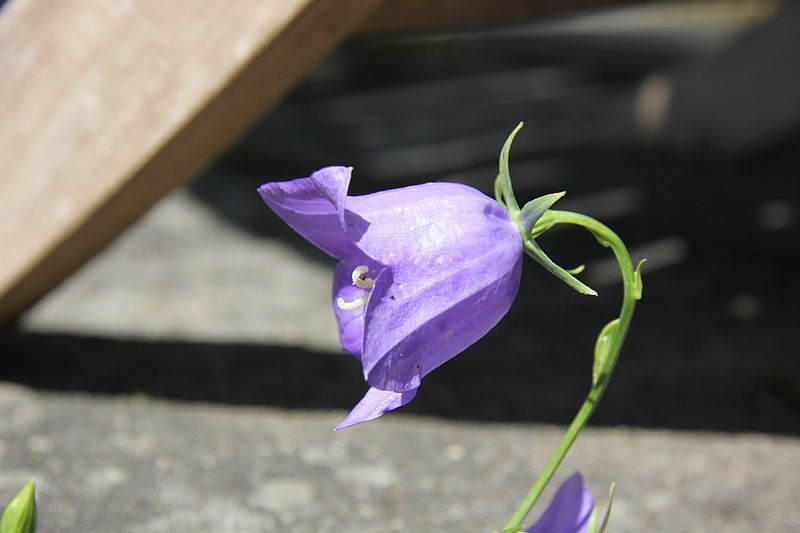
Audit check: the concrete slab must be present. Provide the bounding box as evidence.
[1,383,798,533]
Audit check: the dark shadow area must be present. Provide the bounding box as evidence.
[191,15,800,261]
[194,147,800,259]
[3,230,799,434]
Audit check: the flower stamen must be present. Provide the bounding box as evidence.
[351,265,375,289]
[337,294,369,310]
[337,266,376,310]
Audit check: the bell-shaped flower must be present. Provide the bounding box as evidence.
[526,473,595,533]
[259,166,523,429]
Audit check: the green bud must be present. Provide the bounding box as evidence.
[1,479,36,533]
[593,319,619,386]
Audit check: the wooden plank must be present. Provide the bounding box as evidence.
[0,0,381,324]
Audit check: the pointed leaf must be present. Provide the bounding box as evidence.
[519,192,565,236]
[495,122,524,213]
[1,479,36,533]
[523,239,597,296]
[597,483,616,533]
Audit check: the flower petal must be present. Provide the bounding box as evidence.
[335,386,418,430]
[258,166,362,260]
[345,184,522,392]
[347,182,501,265]
[526,473,595,533]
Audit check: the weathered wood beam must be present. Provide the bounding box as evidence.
[0,0,381,324]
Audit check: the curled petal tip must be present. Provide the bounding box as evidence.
[335,387,418,430]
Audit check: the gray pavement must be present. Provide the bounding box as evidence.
[1,383,799,533]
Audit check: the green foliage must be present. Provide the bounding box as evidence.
[597,483,616,533]
[497,123,641,531]
[593,319,620,386]
[495,124,597,297]
[1,479,36,533]
[494,122,523,214]
[519,192,565,236]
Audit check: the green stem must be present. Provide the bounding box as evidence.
[503,210,638,530]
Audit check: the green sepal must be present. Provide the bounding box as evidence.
[1,479,36,533]
[593,319,619,386]
[495,122,524,214]
[597,483,616,533]
[633,259,647,300]
[587,483,616,533]
[566,264,586,275]
[519,192,566,236]
[495,123,595,296]
[523,239,598,297]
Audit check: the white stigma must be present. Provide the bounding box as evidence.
[351,265,375,289]
[336,294,369,310]
[337,265,375,310]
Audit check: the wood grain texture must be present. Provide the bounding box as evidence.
[0,0,381,324]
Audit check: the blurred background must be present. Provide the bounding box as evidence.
[1,1,799,531]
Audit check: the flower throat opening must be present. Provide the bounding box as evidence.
[336,265,374,310]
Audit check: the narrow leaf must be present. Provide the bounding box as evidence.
[523,239,597,296]
[597,483,616,533]
[495,122,524,213]
[519,192,566,236]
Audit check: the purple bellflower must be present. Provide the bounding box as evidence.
[526,473,595,533]
[259,166,523,429]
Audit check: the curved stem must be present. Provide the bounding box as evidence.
[503,210,638,530]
